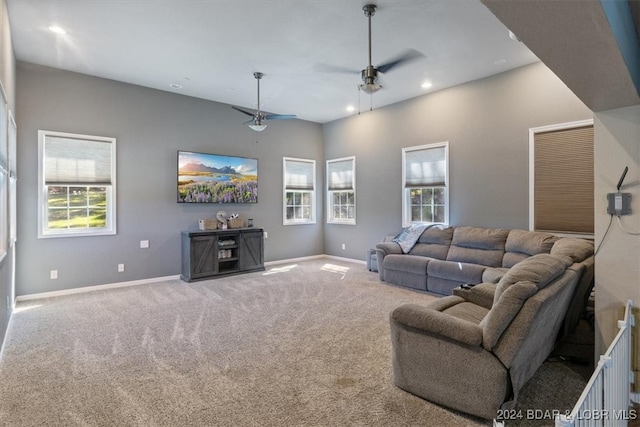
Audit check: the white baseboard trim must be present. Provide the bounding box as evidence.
[16,275,181,302]
[16,255,367,302]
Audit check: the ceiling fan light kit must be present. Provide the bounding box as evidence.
[232,71,297,132]
[248,123,267,132]
[359,66,382,94]
[353,4,424,102]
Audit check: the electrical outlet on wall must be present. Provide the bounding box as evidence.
[50,270,58,280]
[118,264,125,272]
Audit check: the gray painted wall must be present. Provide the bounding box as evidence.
[16,63,324,296]
[15,61,594,297]
[322,62,592,260]
[593,104,640,355]
[0,0,16,345]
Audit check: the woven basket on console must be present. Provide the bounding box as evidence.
[227,218,244,229]
[198,219,218,230]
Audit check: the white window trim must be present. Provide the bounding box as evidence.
[401,141,449,227]
[8,111,16,246]
[326,156,356,225]
[283,157,316,225]
[0,83,7,263]
[38,130,117,238]
[528,119,594,238]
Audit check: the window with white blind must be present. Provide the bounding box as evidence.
[38,130,116,238]
[402,142,449,226]
[0,88,7,261]
[327,156,355,225]
[283,157,315,225]
[529,120,594,236]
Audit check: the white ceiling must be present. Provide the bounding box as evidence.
[7,0,539,124]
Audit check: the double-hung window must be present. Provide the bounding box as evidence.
[283,157,315,225]
[38,130,116,238]
[327,156,355,224]
[402,142,449,226]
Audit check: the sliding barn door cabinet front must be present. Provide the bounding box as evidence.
[181,228,265,282]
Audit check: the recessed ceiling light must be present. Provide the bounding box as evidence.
[169,83,183,89]
[508,30,521,42]
[346,105,355,112]
[48,26,67,35]
[421,81,433,89]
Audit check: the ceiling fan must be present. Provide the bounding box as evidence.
[232,72,297,132]
[351,3,424,94]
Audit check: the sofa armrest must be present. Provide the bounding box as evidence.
[453,282,497,309]
[376,241,402,255]
[390,303,483,347]
[375,242,402,280]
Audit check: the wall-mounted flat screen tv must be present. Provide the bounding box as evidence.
[177,150,258,203]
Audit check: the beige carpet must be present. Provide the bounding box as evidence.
[0,259,586,426]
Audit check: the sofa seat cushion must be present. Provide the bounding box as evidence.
[384,254,430,275]
[453,282,497,309]
[427,259,486,284]
[502,229,558,268]
[446,227,509,267]
[442,301,488,324]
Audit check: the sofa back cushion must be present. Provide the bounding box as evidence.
[550,237,594,263]
[480,280,538,350]
[408,227,454,260]
[502,229,558,268]
[446,227,509,267]
[480,253,573,350]
[494,253,572,302]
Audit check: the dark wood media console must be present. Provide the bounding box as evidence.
[181,228,264,282]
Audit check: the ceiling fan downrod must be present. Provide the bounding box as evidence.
[254,72,263,121]
[360,4,382,94]
[363,4,376,68]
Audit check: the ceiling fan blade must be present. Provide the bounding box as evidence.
[232,106,256,117]
[315,63,359,75]
[242,118,256,125]
[377,49,425,74]
[265,114,297,121]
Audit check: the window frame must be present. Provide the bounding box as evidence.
[401,142,449,227]
[283,157,316,225]
[38,130,117,238]
[0,84,8,262]
[326,156,356,225]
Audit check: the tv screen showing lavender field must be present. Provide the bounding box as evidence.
[178,150,258,203]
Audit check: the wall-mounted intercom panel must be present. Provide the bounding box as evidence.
[607,192,632,215]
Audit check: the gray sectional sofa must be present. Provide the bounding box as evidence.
[390,252,585,420]
[375,225,593,297]
[377,225,595,420]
